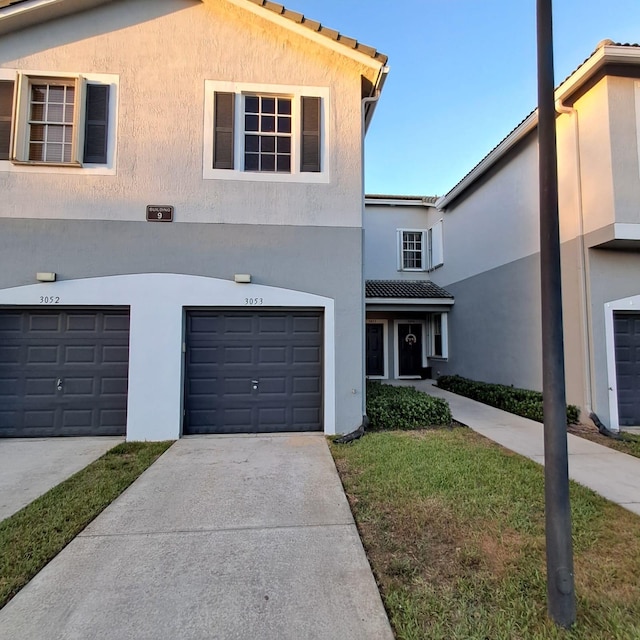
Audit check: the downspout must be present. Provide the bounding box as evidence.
[555,98,594,414]
[360,66,388,419]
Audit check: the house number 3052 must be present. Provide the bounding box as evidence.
[244,297,263,306]
[39,296,60,304]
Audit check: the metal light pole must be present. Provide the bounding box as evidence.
[536,0,577,628]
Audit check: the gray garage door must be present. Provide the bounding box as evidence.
[614,312,640,427]
[0,309,130,437]
[184,310,323,434]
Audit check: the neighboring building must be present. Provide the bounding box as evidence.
[363,195,454,380]
[0,0,388,439]
[433,41,640,432]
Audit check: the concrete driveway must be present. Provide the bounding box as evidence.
[0,434,393,640]
[0,437,124,522]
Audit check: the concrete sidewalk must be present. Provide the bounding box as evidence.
[0,434,393,640]
[0,436,124,522]
[395,380,640,516]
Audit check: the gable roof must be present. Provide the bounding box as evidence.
[245,0,387,65]
[366,280,454,300]
[0,0,387,67]
[437,41,640,209]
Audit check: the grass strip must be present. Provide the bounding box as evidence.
[0,440,173,609]
[331,429,640,640]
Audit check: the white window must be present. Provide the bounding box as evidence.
[0,71,118,173]
[429,312,448,359]
[397,220,444,271]
[203,81,330,183]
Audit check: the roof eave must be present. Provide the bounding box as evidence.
[365,195,437,207]
[366,297,454,305]
[437,44,640,210]
[0,0,116,35]
[227,0,388,71]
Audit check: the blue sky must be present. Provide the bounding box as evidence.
[288,0,640,196]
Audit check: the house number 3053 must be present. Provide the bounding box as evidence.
[244,297,263,306]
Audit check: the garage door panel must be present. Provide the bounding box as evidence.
[223,346,253,364]
[225,316,254,334]
[101,377,128,395]
[29,314,61,332]
[0,309,129,438]
[259,315,287,333]
[293,315,321,334]
[24,377,57,397]
[293,376,321,394]
[293,346,321,364]
[27,345,59,364]
[66,314,98,332]
[184,310,322,434]
[102,345,129,363]
[258,346,287,364]
[65,345,97,364]
[189,347,219,364]
[0,377,19,396]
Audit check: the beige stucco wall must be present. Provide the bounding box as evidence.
[0,0,374,227]
[608,76,640,225]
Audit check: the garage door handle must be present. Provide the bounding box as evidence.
[56,378,63,391]
[252,380,259,390]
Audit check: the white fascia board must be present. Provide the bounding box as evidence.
[366,297,454,306]
[364,196,435,207]
[437,44,640,210]
[614,223,640,241]
[0,0,115,34]
[225,0,385,72]
[436,111,538,210]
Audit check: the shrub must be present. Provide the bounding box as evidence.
[437,374,579,424]
[366,381,452,430]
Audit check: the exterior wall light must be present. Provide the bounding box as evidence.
[234,274,251,283]
[36,272,56,282]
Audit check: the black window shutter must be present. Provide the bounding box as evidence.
[0,80,15,161]
[83,84,110,164]
[301,96,321,172]
[213,92,235,169]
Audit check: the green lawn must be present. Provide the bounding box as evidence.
[331,429,640,640]
[0,440,173,609]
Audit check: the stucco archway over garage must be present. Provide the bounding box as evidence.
[0,274,336,440]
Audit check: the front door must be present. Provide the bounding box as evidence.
[398,322,423,377]
[366,323,385,377]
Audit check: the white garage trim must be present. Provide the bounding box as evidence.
[605,293,640,433]
[0,274,336,440]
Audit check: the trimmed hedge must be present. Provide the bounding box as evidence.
[437,374,579,424]
[366,382,452,430]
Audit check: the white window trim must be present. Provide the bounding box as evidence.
[429,312,448,360]
[605,294,640,433]
[397,228,427,272]
[0,68,119,176]
[396,222,444,273]
[365,318,388,379]
[393,319,427,379]
[203,80,330,184]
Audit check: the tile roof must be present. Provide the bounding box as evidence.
[439,41,640,207]
[1,0,388,65]
[366,280,454,299]
[247,0,388,64]
[366,194,438,204]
